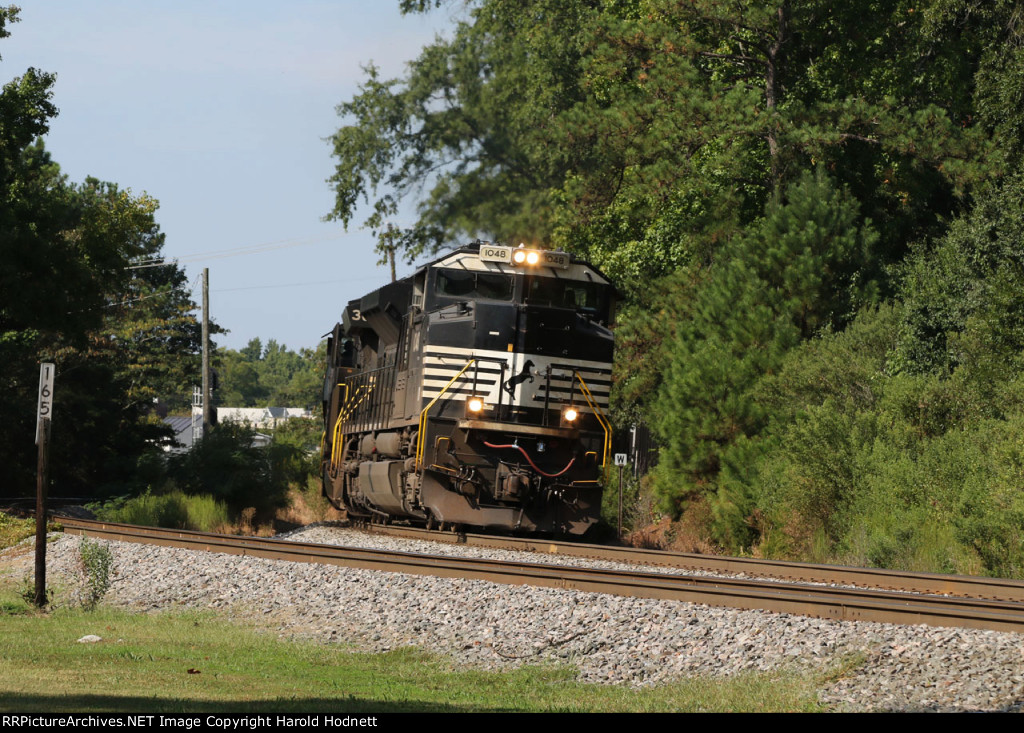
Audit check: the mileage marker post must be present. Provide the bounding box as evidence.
[34,362,54,608]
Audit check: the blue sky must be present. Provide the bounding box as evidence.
[3,1,459,351]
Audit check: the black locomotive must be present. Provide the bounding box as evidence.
[321,242,615,535]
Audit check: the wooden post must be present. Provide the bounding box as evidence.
[617,464,623,541]
[35,416,50,607]
[34,362,55,608]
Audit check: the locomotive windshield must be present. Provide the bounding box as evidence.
[436,268,515,301]
[525,275,609,320]
[432,265,611,322]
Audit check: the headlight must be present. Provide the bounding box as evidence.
[563,406,578,422]
[526,251,540,265]
[467,397,485,413]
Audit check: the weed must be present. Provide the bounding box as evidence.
[16,575,51,609]
[90,491,230,532]
[78,537,114,610]
[0,512,36,550]
[819,651,870,684]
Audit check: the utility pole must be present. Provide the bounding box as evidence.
[202,268,212,436]
[382,223,398,282]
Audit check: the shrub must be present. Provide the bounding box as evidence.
[90,490,230,532]
[78,537,114,610]
[167,422,288,518]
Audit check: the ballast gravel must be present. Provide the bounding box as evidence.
[6,526,1024,713]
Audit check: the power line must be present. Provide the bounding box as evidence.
[214,276,390,294]
[126,231,360,269]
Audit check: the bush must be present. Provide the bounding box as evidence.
[167,422,288,519]
[268,418,321,489]
[78,537,114,610]
[90,490,230,532]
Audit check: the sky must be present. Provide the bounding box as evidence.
[2,1,461,352]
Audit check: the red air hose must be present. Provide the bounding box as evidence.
[483,441,576,478]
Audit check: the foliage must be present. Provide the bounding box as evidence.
[610,264,707,423]
[651,169,877,511]
[216,339,325,410]
[328,0,990,298]
[895,171,1024,384]
[267,417,322,488]
[77,537,114,610]
[89,491,231,533]
[0,179,203,500]
[166,422,289,519]
[0,511,35,550]
[282,475,340,526]
[81,409,320,531]
[684,298,1024,578]
[327,0,598,262]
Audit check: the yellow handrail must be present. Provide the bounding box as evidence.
[323,383,347,470]
[574,372,612,467]
[416,359,476,470]
[330,381,376,475]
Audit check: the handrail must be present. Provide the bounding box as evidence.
[324,383,348,475]
[330,381,376,475]
[416,359,476,470]
[574,371,612,467]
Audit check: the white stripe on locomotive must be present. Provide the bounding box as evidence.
[419,346,611,412]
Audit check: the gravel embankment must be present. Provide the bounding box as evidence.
[4,526,1024,712]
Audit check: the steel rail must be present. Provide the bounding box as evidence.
[58,517,1024,633]
[356,523,1024,602]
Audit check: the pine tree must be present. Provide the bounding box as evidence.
[653,170,877,515]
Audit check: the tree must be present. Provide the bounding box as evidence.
[216,339,324,410]
[553,0,993,293]
[896,171,1024,389]
[326,0,600,262]
[328,1,990,299]
[652,170,877,511]
[1,9,205,497]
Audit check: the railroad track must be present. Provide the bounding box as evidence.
[355,522,1024,602]
[58,517,1024,634]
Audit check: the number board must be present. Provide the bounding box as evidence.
[479,245,512,264]
[36,362,55,443]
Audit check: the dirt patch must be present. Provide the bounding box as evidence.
[276,487,346,527]
[625,499,719,554]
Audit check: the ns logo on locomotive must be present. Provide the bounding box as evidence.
[321,242,615,535]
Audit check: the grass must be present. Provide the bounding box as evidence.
[84,481,344,537]
[0,587,825,713]
[88,491,231,533]
[0,513,37,549]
